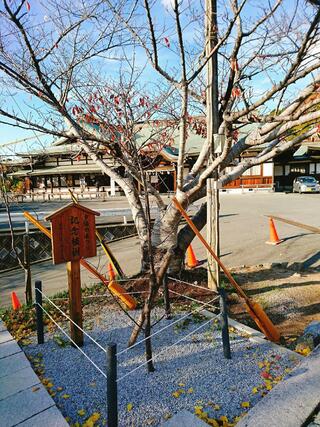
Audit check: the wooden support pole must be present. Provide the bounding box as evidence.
[207,179,219,291]
[67,260,83,347]
[206,0,220,291]
[267,215,320,234]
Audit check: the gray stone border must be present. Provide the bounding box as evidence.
[0,321,69,427]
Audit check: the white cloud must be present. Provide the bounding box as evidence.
[161,0,174,9]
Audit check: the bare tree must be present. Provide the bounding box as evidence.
[1,0,320,345]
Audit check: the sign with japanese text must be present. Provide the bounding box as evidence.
[46,203,100,265]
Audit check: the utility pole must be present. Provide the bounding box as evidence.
[206,0,220,291]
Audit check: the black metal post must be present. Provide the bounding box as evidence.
[163,275,171,320]
[35,280,44,344]
[23,233,32,305]
[106,343,118,427]
[219,288,231,359]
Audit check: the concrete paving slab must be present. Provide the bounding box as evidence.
[0,351,30,378]
[0,329,14,344]
[0,367,40,401]
[0,338,21,359]
[16,405,69,427]
[237,345,320,427]
[0,321,6,332]
[0,384,55,427]
[161,410,207,426]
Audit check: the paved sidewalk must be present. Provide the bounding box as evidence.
[0,320,68,427]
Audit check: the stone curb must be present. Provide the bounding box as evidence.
[236,345,320,427]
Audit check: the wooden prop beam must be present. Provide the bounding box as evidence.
[267,215,320,234]
[172,197,281,343]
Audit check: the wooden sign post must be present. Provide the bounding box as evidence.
[46,203,100,346]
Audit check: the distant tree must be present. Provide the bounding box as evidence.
[1,0,320,345]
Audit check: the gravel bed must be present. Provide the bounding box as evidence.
[23,308,301,426]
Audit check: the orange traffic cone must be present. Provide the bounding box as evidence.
[108,263,116,281]
[11,292,21,310]
[186,244,199,268]
[266,218,283,245]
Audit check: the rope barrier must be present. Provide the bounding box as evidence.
[168,289,219,310]
[50,290,148,301]
[37,304,107,379]
[37,289,107,354]
[116,295,219,357]
[167,276,219,294]
[117,315,217,383]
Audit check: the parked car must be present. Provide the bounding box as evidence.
[293,176,320,193]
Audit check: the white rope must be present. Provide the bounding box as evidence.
[169,290,219,310]
[38,304,107,379]
[36,289,107,354]
[116,295,219,356]
[50,290,148,301]
[117,316,216,383]
[168,276,218,294]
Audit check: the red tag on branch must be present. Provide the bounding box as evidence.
[164,37,170,48]
[232,87,242,98]
[26,1,31,12]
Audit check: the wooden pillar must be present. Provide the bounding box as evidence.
[206,0,220,291]
[67,260,83,346]
[207,179,219,291]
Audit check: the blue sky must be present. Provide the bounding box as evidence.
[0,0,318,154]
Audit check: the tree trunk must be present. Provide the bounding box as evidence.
[128,250,172,346]
[168,202,207,274]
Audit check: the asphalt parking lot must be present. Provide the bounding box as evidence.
[1,192,320,307]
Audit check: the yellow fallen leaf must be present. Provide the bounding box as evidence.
[127,403,133,412]
[241,402,250,408]
[220,415,228,422]
[77,409,86,416]
[258,362,264,369]
[172,391,180,398]
[200,411,208,420]
[62,394,70,399]
[46,382,53,388]
[252,387,258,394]
[207,419,219,427]
[56,387,63,392]
[178,382,185,387]
[213,404,220,410]
[82,412,101,427]
[187,388,194,393]
[194,406,203,415]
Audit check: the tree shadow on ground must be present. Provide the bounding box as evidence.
[244,280,320,297]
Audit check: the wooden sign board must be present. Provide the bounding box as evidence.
[45,203,100,265]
